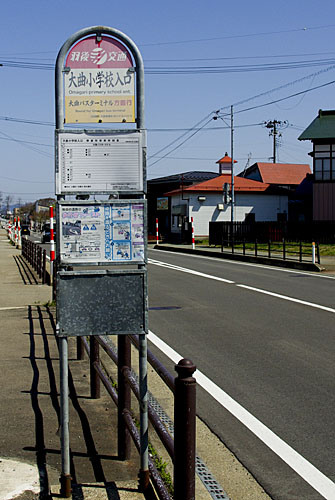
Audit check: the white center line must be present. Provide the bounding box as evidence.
[237,284,335,313]
[149,258,334,314]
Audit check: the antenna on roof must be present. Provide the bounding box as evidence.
[242,153,252,177]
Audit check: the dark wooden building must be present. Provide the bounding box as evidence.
[299,110,335,221]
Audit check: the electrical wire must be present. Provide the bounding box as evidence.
[139,24,335,46]
[1,57,335,75]
[0,130,53,159]
[148,117,214,168]
[235,78,335,114]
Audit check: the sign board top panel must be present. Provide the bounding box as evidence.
[66,35,133,69]
[56,130,144,194]
[64,36,135,123]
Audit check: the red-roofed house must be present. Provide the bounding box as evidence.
[165,173,289,239]
[239,162,311,190]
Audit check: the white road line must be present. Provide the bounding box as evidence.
[237,284,335,314]
[149,259,235,284]
[149,259,334,314]
[147,330,335,499]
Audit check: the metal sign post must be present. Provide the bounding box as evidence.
[55,26,148,496]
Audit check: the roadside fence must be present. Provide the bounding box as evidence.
[21,238,197,499]
[78,334,196,500]
[21,237,51,285]
[220,238,320,264]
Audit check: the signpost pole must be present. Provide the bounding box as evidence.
[59,336,71,497]
[55,26,148,494]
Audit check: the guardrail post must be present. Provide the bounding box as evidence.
[174,358,196,500]
[299,241,302,262]
[40,247,43,278]
[90,336,100,399]
[317,242,320,264]
[118,335,131,460]
[283,238,286,260]
[255,239,258,257]
[52,261,57,300]
[42,249,47,284]
[243,238,246,256]
[268,239,271,258]
[76,337,85,360]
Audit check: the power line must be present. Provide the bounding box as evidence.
[0,115,54,126]
[236,78,335,114]
[0,173,52,184]
[148,117,214,168]
[139,24,335,46]
[0,130,53,159]
[145,51,335,62]
[220,64,335,111]
[145,58,335,75]
[2,57,335,75]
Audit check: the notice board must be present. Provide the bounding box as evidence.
[58,201,145,264]
[56,130,144,194]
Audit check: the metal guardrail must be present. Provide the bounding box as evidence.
[79,334,196,500]
[21,237,51,285]
[221,238,321,264]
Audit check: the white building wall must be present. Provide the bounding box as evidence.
[170,192,288,237]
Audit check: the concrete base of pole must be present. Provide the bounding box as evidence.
[59,473,72,498]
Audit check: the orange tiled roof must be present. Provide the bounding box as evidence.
[165,174,270,196]
[255,163,311,185]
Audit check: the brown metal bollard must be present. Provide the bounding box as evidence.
[118,335,131,460]
[42,249,47,284]
[90,337,100,399]
[174,358,196,500]
[76,337,85,360]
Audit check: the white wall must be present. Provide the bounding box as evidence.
[170,192,288,237]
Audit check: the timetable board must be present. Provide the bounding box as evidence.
[59,201,145,264]
[56,130,144,194]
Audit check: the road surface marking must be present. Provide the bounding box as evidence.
[149,258,235,283]
[148,329,335,499]
[149,259,334,314]
[237,284,335,313]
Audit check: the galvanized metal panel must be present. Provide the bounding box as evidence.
[57,269,147,336]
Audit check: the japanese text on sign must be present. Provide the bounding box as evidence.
[56,130,144,194]
[59,203,145,264]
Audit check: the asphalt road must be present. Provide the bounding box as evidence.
[147,248,335,500]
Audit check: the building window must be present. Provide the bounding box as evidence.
[314,144,334,181]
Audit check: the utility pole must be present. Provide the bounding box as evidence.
[264,120,287,163]
[230,105,234,232]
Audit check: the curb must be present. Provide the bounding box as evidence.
[154,244,323,272]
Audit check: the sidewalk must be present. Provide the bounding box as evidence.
[0,230,144,500]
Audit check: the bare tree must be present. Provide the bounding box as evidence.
[5,195,13,215]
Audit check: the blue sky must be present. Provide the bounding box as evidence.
[1,0,335,204]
